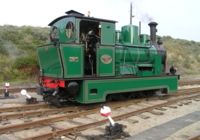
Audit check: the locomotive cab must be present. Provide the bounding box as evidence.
[47,10,116,78]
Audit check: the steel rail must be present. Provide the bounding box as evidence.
[177,87,200,94]
[0,106,81,121]
[0,99,142,134]
[0,87,199,123]
[179,79,200,86]
[25,93,200,140]
[0,79,200,94]
[1,86,199,113]
[0,87,200,134]
[0,104,49,113]
[0,92,199,139]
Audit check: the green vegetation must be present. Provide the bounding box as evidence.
[162,36,200,75]
[0,25,49,83]
[0,25,199,83]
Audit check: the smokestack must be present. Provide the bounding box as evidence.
[148,22,158,44]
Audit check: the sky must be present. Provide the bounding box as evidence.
[0,0,200,42]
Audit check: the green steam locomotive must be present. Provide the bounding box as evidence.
[37,10,178,106]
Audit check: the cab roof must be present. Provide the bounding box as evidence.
[48,10,116,26]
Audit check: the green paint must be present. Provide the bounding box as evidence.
[97,46,115,76]
[76,76,178,103]
[37,46,63,78]
[121,25,139,45]
[60,44,83,78]
[53,17,76,43]
[101,22,115,45]
[115,45,162,76]
[140,34,150,45]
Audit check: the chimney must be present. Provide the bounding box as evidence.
[148,22,158,44]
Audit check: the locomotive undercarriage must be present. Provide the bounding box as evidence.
[41,88,71,107]
[39,81,167,107]
[39,81,80,107]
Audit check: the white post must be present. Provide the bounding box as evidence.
[108,115,115,126]
[100,106,115,126]
[5,82,10,93]
[20,89,32,99]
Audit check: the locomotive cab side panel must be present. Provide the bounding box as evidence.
[37,46,63,78]
[60,44,84,78]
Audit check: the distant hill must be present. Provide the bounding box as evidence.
[162,36,200,75]
[0,25,199,82]
[0,25,49,82]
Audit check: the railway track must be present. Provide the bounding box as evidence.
[0,87,200,139]
[0,87,198,123]
[25,92,200,140]
[0,78,200,95]
[179,79,200,86]
[0,103,49,113]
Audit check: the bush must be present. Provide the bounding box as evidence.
[0,25,48,82]
[13,55,39,78]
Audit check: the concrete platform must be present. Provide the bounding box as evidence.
[126,111,200,140]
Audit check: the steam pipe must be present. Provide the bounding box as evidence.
[130,3,132,25]
[139,21,141,35]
